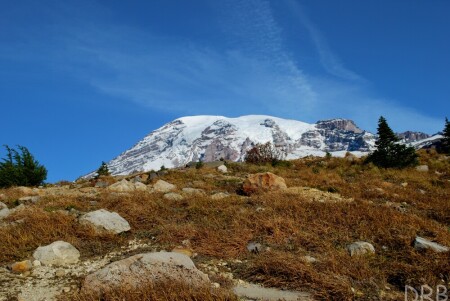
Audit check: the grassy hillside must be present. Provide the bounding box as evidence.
[0,149,449,300]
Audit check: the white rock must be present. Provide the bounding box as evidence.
[414,236,449,253]
[134,182,148,191]
[163,192,184,201]
[347,241,375,256]
[33,241,80,266]
[107,179,135,192]
[182,188,206,195]
[217,165,228,173]
[211,192,230,200]
[415,165,429,172]
[81,252,210,295]
[79,209,131,234]
[32,260,41,267]
[153,180,176,193]
[0,202,10,219]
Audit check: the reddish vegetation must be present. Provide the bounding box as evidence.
[0,149,449,300]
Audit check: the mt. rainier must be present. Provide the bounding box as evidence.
[87,115,384,176]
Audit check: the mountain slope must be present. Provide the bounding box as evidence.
[89,115,378,176]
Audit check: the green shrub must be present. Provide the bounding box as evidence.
[0,145,47,187]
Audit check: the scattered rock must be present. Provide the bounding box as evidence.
[32,260,41,267]
[153,180,176,193]
[55,269,65,277]
[11,260,33,274]
[211,192,230,200]
[0,193,5,201]
[18,196,40,204]
[347,241,375,257]
[94,181,108,188]
[107,179,135,192]
[217,165,228,173]
[33,241,80,266]
[79,209,131,234]
[302,256,317,263]
[413,236,449,253]
[163,192,184,201]
[233,282,312,301]
[415,165,429,172]
[13,186,36,195]
[247,242,262,254]
[401,182,408,188]
[242,172,287,194]
[134,182,148,191]
[0,202,10,219]
[182,188,206,195]
[81,252,210,295]
[284,187,352,203]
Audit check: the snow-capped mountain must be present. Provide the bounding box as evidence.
[86,115,379,177]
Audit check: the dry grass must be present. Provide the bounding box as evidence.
[71,280,237,301]
[0,150,449,300]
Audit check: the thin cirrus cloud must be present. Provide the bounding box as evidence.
[1,0,442,133]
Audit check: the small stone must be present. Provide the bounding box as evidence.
[0,201,10,219]
[211,192,230,200]
[415,165,429,172]
[182,188,206,195]
[302,256,317,263]
[134,182,148,191]
[94,181,108,188]
[414,236,449,253]
[22,271,31,277]
[401,182,408,188]
[55,269,65,277]
[217,165,228,173]
[108,179,135,192]
[11,260,33,273]
[163,192,184,201]
[247,242,262,254]
[153,180,176,193]
[347,241,375,257]
[212,282,221,288]
[62,287,71,293]
[33,241,80,266]
[33,260,41,267]
[79,209,131,234]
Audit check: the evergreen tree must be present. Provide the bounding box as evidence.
[95,161,110,178]
[442,117,450,154]
[366,116,418,168]
[0,145,47,187]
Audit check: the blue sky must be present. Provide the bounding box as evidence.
[1,0,449,182]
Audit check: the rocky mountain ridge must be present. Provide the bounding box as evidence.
[86,115,438,176]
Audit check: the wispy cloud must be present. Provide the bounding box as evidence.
[0,0,443,133]
[284,0,364,82]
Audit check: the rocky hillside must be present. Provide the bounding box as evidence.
[1,151,449,300]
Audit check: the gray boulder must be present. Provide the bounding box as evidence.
[33,241,80,266]
[0,202,10,219]
[153,180,176,193]
[182,188,206,196]
[415,165,429,172]
[107,179,135,192]
[134,182,148,191]
[211,192,231,200]
[414,236,449,253]
[347,241,375,256]
[217,165,228,173]
[81,251,210,295]
[163,192,184,201]
[79,209,131,234]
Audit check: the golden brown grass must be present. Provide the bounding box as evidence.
[71,280,237,301]
[1,150,449,300]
